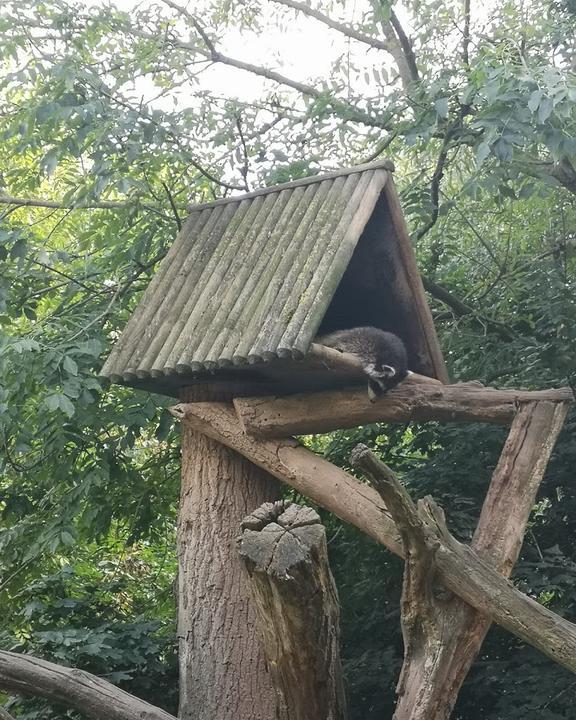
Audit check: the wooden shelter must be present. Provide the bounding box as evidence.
[100,159,447,395]
[99,160,574,720]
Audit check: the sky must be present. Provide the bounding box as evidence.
[82,0,385,106]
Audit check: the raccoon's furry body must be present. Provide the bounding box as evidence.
[316,326,409,401]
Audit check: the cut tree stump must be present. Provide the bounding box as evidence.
[239,501,347,720]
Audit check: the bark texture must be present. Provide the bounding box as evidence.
[234,381,573,436]
[351,401,567,719]
[169,399,576,675]
[0,650,176,720]
[239,501,347,720]
[178,386,280,720]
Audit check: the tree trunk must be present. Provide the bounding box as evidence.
[239,501,348,720]
[178,385,280,720]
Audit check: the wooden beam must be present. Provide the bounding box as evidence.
[234,383,574,436]
[0,651,177,720]
[169,400,576,676]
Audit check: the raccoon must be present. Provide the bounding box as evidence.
[316,326,409,402]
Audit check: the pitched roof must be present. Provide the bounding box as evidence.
[100,160,396,384]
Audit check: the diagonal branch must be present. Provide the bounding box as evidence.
[169,399,576,676]
[156,0,393,129]
[270,0,393,52]
[370,0,420,87]
[0,651,177,720]
[421,275,517,341]
[0,195,129,210]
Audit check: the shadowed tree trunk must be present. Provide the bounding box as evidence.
[178,385,281,720]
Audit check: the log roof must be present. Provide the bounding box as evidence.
[100,159,447,395]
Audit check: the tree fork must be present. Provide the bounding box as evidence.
[351,400,568,719]
[169,399,576,676]
[239,501,348,720]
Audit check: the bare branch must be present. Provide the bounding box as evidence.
[154,2,393,129]
[462,0,471,67]
[370,1,420,87]
[414,136,453,242]
[389,10,420,82]
[235,114,250,192]
[161,180,183,230]
[0,651,177,720]
[0,195,128,210]
[270,0,394,52]
[421,275,517,341]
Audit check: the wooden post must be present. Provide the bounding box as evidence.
[239,501,348,720]
[351,400,569,719]
[178,385,280,720]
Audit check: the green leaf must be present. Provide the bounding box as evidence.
[435,97,449,119]
[75,339,103,357]
[63,356,78,376]
[60,530,76,546]
[476,141,491,166]
[44,392,75,417]
[528,89,542,113]
[537,96,553,123]
[45,394,62,412]
[42,149,59,177]
[10,237,27,260]
[58,394,76,417]
[493,139,512,162]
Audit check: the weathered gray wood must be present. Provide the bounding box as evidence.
[193,191,291,365]
[261,173,354,356]
[187,159,394,210]
[351,401,568,719]
[169,399,576,675]
[287,169,389,355]
[0,650,177,720]
[234,379,573,436]
[351,444,443,720]
[103,208,209,380]
[166,197,266,374]
[147,200,242,374]
[384,180,449,383]
[408,400,570,719]
[246,178,337,363]
[177,386,280,720]
[215,187,308,364]
[239,501,347,720]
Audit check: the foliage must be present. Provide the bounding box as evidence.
[0,0,575,717]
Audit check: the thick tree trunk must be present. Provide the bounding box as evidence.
[239,501,347,720]
[178,386,280,720]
